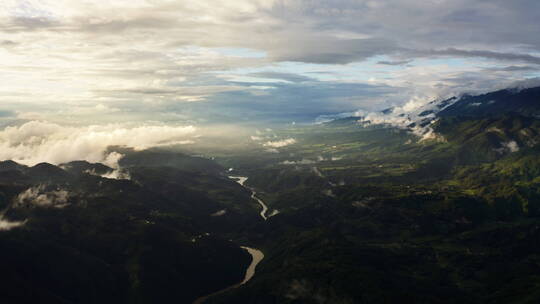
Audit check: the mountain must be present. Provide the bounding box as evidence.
[0,160,27,172]
[60,160,114,176]
[431,114,540,163]
[346,85,540,141]
[326,85,540,163]
[0,160,29,184]
[25,162,72,182]
[114,147,224,174]
[1,86,539,304]
[199,88,540,303]
[0,151,261,304]
[438,86,540,118]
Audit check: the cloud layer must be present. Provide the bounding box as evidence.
[0,0,539,124]
[0,121,196,166]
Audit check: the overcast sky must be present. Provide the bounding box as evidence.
[1,0,540,126]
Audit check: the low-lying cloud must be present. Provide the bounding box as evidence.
[280,159,316,165]
[15,185,70,209]
[263,138,297,148]
[92,151,131,180]
[0,121,197,166]
[495,141,520,154]
[210,209,227,217]
[0,218,25,231]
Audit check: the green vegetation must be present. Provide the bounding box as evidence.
[202,89,540,303]
[1,88,540,303]
[0,153,255,304]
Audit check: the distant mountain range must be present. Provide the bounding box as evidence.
[327,86,540,157]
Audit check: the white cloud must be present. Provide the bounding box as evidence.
[0,218,25,231]
[0,120,197,166]
[0,0,539,123]
[495,141,520,154]
[15,185,70,208]
[210,209,227,217]
[263,138,296,148]
[280,159,316,165]
[100,169,131,180]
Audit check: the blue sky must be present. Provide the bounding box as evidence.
[0,0,540,126]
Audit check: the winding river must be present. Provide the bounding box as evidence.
[192,247,264,304]
[228,175,277,220]
[192,176,273,303]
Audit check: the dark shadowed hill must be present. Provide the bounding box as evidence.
[0,152,257,304]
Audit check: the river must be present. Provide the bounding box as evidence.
[192,246,264,304]
[228,175,278,220]
[191,176,271,303]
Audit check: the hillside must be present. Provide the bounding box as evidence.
[0,150,258,304]
[1,86,540,303]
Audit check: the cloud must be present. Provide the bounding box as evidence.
[269,37,398,64]
[210,209,227,217]
[0,218,25,231]
[318,76,540,143]
[263,138,297,148]
[495,141,520,154]
[377,60,411,66]
[486,66,539,72]
[0,121,196,166]
[280,159,316,165]
[15,185,70,208]
[411,48,540,65]
[248,72,315,83]
[0,0,540,124]
[0,110,16,117]
[86,167,131,180]
[86,151,131,180]
[0,40,17,47]
[507,77,540,91]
